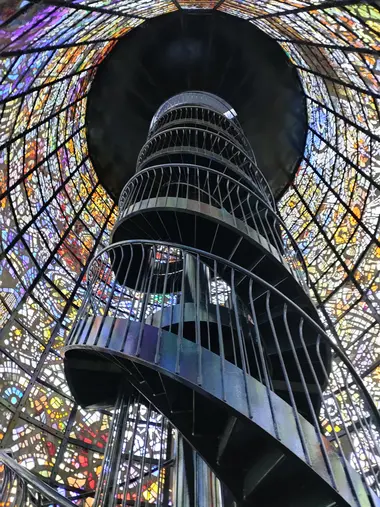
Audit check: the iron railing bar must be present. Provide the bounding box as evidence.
[196,253,203,386]
[154,249,171,365]
[213,260,227,402]
[0,451,75,507]
[91,238,380,431]
[119,245,143,351]
[136,127,274,204]
[298,323,344,491]
[265,295,311,464]
[118,162,307,282]
[136,247,155,356]
[176,251,186,375]
[248,282,277,434]
[282,305,329,466]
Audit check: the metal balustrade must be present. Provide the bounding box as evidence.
[64,92,380,506]
[65,239,380,506]
[136,127,273,207]
[117,163,308,292]
[0,450,75,507]
[93,395,175,507]
[148,104,254,157]
[149,91,238,132]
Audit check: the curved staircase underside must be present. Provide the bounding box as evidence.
[64,316,378,507]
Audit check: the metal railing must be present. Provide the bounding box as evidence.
[117,164,309,292]
[149,91,238,132]
[0,450,75,507]
[93,395,174,507]
[148,104,253,153]
[136,126,274,207]
[68,239,380,501]
[148,102,258,169]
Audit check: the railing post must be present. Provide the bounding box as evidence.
[94,389,130,507]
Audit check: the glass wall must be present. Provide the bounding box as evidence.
[0,0,378,501]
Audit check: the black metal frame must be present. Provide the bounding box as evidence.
[66,238,380,505]
[61,92,380,505]
[0,1,379,504]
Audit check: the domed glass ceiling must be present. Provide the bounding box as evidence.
[0,0,379,501]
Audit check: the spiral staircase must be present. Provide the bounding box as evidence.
[62,92,380,507]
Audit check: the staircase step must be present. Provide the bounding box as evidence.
[64,320,375,507]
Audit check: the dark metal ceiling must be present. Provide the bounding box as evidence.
[87,10,307,200]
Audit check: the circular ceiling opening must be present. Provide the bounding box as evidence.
[87,10,307,200]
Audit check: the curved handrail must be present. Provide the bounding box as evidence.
[149,91,238,131]
[150,117,249,153]
[120,163,268,211]
[136,125,275,207]
[149,103,247,142]
[126,155,272,212]
[149,103,241,134]
[117,163,310,288]
[0,450,75,507]
[85,238,380,432]
[67,238,380,502]
[149,102,257,163]
[139,126,254,168]
[138,125,267,184]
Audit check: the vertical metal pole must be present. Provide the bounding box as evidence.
[171,433,225,507]
[162,428,173,507]
[94,389,130,507]
[194,450,224,507]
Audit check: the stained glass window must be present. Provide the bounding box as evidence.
[0,0,379,499]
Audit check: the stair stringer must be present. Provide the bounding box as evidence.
[64,316,373,507]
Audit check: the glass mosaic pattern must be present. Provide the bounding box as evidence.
[0,0,379,499]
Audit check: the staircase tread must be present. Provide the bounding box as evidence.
[65,319,374,507]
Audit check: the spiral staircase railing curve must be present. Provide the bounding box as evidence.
[63,92,380,507]
[148,104,256,160]
[116,163,310,291]
[0,450,75,507]
[149,91,239,132]
[65,239,380,507]
[136,126,274,207]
